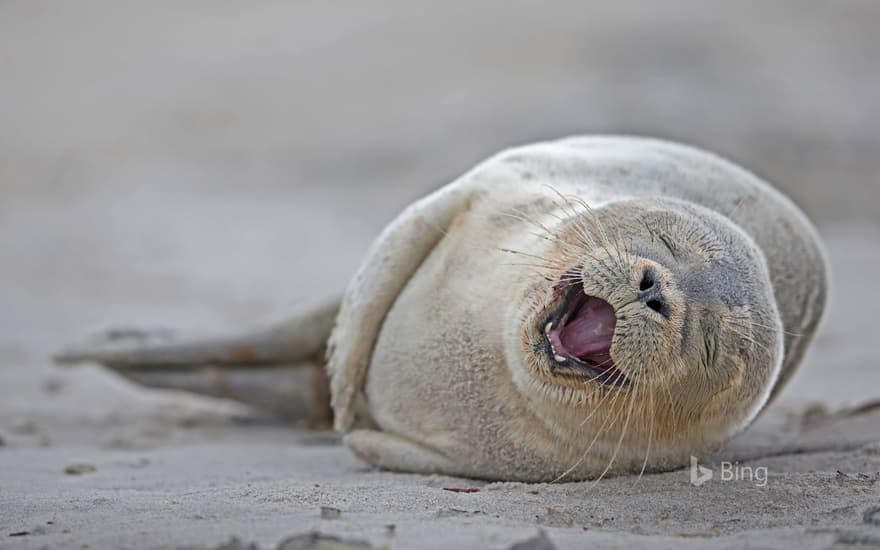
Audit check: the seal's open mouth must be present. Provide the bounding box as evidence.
[544,286,626,387]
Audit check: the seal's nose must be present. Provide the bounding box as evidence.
[638,268,669,317]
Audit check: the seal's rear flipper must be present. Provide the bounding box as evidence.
[53,298,339,424]
[54,298,338,368]
[120,361,332,424]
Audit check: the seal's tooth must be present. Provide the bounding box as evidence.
[544,322,553,334]
[554,354,567,363]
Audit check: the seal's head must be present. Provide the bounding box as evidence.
[512,197,782,475]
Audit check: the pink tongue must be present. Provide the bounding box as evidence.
[559,297,616,358]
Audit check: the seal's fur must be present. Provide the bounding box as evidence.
[57,136,828,482]
[329,136,826,481]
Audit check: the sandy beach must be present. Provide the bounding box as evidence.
[1,2,879,548]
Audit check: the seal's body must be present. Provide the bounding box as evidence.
[58,137,827,481]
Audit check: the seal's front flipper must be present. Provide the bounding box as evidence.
[344,430,455,475]
[328,183,476,432]
[54,298,339,423]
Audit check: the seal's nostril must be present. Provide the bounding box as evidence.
[639,269,655,291]
[639,268,669,317]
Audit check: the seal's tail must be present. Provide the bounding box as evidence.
[53,298,339,424]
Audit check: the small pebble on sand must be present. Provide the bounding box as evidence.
[64,463,96,475]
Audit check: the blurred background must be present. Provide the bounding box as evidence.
[1,1,879,436]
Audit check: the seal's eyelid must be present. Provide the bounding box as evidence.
[656,232,680,259]
[699,319,721,373]
[641,218,680,259]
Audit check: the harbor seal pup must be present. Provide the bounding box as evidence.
[57,136,828,481]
